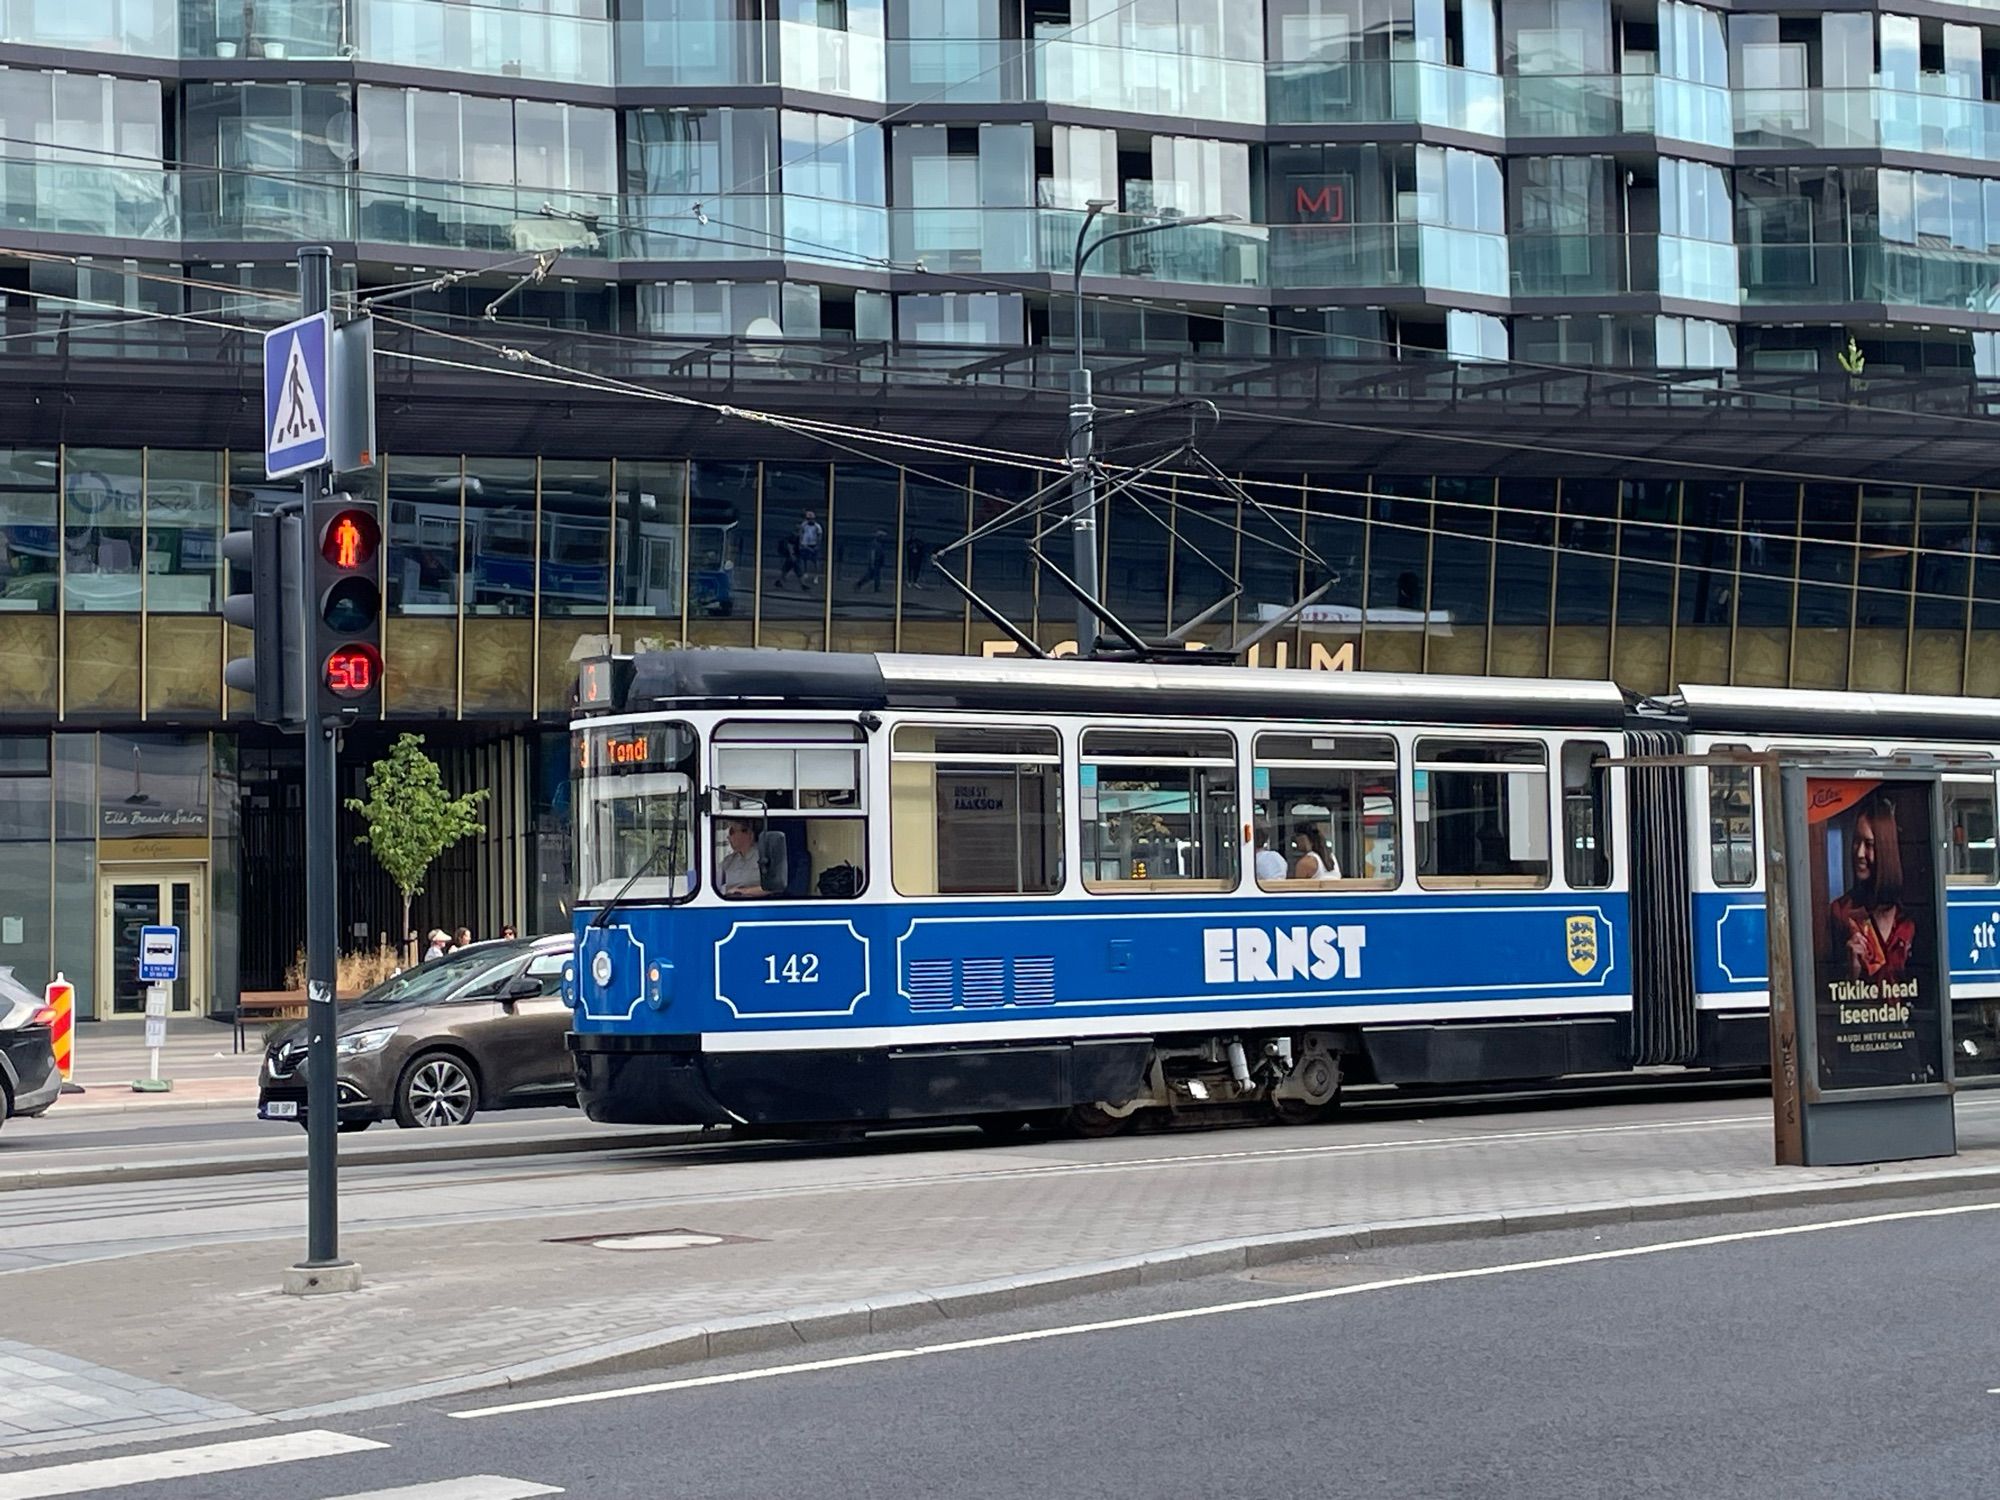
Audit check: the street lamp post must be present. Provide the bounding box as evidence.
[1067,203,1239,656]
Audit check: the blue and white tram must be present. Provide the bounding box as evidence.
[1652,683,2000,1074]
[565,650,1647,1129]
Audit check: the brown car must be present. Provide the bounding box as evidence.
[256,934,574,1130]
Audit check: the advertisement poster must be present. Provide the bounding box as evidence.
[1806,776,1946,1091]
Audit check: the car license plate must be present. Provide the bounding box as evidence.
[260,1100,299,1120]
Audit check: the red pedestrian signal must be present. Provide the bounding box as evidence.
[321,509,379,569]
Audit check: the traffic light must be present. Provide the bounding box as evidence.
[311,494,382,718]
[221,508,303,726]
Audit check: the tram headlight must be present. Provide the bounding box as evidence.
[591,951,613,988]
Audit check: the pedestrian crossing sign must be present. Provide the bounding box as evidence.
[264,311,331,479]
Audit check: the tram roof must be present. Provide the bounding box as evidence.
[1671,683,2000,743]
[620,650,1632,729]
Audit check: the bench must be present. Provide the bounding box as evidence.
[234,994,307,1053]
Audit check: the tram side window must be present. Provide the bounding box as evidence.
[890,724,1063,896]
[1252,733,1398,889]
[1946,774,1998,884]
[1709,750,1755,887]
[1081,729,1239,893]
[711,721,866,899]
[1561,741,1612,890]
[1414,739,1551,888]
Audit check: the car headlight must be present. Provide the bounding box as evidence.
[336,1027,397,1058]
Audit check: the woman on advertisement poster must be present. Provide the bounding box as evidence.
[1827,794,1917,983]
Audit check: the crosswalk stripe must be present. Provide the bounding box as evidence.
[0,1429,384,1500]
[322,1478,563,1500]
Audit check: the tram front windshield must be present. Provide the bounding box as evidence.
[577,722,698,904]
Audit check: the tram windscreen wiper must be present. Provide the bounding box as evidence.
[592,840,672,929]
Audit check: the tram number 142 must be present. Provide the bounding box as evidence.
[764,954,821,985]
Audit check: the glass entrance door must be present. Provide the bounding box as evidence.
[97,864,206,1017]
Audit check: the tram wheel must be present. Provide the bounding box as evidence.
[1268,1096,1337,1127]
[1065,1102,1134,1138]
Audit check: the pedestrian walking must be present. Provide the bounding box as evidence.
[773,532,804,590]
[454,926,473,951]
[859,527,889,593]
[423,929,448,961]
[798,510,823,584]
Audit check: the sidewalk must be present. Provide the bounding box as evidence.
[58,1023,261,1109]
[3,1092,2000,1455]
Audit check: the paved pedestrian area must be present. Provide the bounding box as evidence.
[5,1091,2000,1456]
[0,1342,248,1445]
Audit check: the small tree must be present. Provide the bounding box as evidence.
[346,732,489,951]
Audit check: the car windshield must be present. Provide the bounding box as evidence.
[354,948,516,1007]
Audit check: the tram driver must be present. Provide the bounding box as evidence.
[720,818,784,899]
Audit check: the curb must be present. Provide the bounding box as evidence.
[272,1157,2000,1421]
[0,1127,700,1193]
[50,1093,258,1117]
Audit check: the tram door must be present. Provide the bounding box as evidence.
[96,864,207,1018]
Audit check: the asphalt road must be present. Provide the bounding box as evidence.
[9,1193,1999,1500]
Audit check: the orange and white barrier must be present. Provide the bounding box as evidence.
[44,972,74,1082]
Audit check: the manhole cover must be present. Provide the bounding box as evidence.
[548,1227,759,1253]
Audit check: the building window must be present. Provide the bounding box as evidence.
[144,450,223,613]
[1253,732,1398,889]
[0,449,58,612]
[1081,728,1238,892]
[63,448,142,612]
[890,724,1062,896]
[1414,738,1550,887]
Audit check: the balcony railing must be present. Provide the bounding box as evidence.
[357,174,617,256]
[1266,57,1502,134]
[616,16,881,95]
[1742,239,2000,312]
[1735,85,2000,162]
[0,0,176,56]
[1508,72,1730,148]
[891,206,1267,285]
[182,0,347,59]
[355,0,612,86]
[1269,222,1507,296]
[1508,232,1737,303]
[0,157,178,239]
[887,36,1263,123]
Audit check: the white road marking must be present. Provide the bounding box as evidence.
[0,1429,384,1500]
[320,1477,562,1500]
[455,1197,2000,1420]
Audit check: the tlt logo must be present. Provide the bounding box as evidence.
[1203,924,1367,984]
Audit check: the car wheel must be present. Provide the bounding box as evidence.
[394,1053,479,1128]
[0,1080,10,1130]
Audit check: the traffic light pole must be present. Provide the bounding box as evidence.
[286,246,359,1294]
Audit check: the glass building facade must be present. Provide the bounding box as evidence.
[10,0,2000,1012]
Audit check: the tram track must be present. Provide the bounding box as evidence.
[16,1078,1998,1276]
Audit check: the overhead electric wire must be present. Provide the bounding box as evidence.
[1,275,1984,619]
